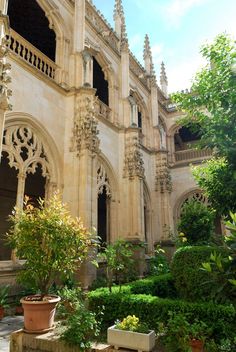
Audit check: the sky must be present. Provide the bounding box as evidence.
[92,0,236,93]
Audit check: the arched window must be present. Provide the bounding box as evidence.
[174,126,201,152]
[8,0,56,61]
[93,57,109,106]
[97,165,111,245]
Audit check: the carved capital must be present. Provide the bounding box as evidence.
[71,89,100,156]
[124,132,144,179]
[156,153,172,193]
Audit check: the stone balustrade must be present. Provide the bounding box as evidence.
[175,148,212,164]
[7,29,57,80]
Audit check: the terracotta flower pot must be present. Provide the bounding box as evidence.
[0,306,4,320]
[189,339,204,352]
[20,294,60,333]
[15,305,24,315]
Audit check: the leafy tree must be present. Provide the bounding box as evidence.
[177,199,215,245]
[172,33,236,166]
[192,158,236,216]
[98,239,135,292]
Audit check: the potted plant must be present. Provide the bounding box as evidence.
[7,193,95,333]
[0,285,9,320]
[188,320,208,352]
[107,315,155,352]
[163,313,208,352]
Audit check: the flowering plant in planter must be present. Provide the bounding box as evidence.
[108,315,155,352]
[115,315,149,333]
[7,193,96,332]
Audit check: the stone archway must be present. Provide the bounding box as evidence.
[96,155,119,244]
[0,114,61,262]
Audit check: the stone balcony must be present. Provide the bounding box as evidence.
[173,148,212,166]
[7,29,57,81]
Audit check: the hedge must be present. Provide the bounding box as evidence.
[130,274,177,298]
[88,288,236,342]
[171,245,224,302]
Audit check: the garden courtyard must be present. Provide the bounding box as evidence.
[0,1,236,351]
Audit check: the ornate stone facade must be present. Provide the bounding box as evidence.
[124,132,145,180]
[0,0,213,283]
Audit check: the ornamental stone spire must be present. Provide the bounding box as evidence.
[160,61,168,97]
[113,0,128,51]
[143,34,155,76]
[113,0,124,38]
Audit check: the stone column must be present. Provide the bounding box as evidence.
[74,0,85,53]
[0,13,11,160]
[155,151,174,242]
[71,87,100,288]
[123,129,145,234]
[72,0,85,89]
[0,0,8,14]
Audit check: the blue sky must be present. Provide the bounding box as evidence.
[92,0,236,92]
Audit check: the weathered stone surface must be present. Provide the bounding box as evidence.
[10,329,112,352]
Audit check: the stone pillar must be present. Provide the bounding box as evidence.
[82,51,93,87]
[123,127,145,240]
[72,0,86,89]
[150,84,159,126]
[122,128,146,276]
[71,87,100,288]
[121,48,129,99]
[0,0,8,14]
[74,0,85,53]
[155,151,174,241]
[0,13,11,160]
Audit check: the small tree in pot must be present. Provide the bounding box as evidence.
[7,193,95,333]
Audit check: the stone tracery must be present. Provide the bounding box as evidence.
[2,125,51,178]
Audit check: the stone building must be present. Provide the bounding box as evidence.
[0,0,213,284]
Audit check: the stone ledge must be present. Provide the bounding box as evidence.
[10,329,112,352]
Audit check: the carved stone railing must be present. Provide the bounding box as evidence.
[175,148,212,164]
[85,1,119,54]
[7,29,57,80]
[95,99,111,121]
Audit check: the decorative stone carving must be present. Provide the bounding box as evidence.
[124,133,144,179]
[71,92,100,156]
[0,13,11,111]
[2,125,51,177]
[97,164,111,197]
[156,154,172,193]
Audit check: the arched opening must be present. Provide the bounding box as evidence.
[24,165,46,206]
[0,152,18,260]
[174,126,201,151]
[8,0,56,61]
[93,57,109,106]
[138,110,142,130]
[97,188,110,246]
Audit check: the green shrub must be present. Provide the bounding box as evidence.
[88,288,235,342]
[177,199,215,245]
[171,246,223,301]
[130,274,177,298]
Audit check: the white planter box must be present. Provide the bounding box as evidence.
[107,325,156,352]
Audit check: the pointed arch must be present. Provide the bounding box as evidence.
[96,153,119,243]
[4,112,62,189]
[173,188,208,227]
